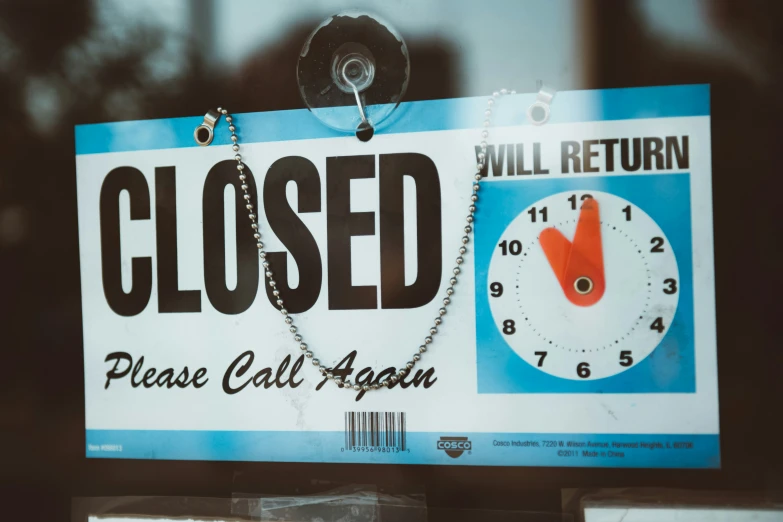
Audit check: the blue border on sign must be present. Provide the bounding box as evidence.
[86,429,719,468]
[474,174,695,393]
[74,84,710,155]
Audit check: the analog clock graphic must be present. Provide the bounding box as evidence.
[487,190,680,380]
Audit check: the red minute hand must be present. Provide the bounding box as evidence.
[539,198,605,307]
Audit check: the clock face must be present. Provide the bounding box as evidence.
[487,190,680,381]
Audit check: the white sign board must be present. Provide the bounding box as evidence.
[76,85,719,467]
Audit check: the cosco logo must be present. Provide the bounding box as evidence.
[437,440,472,450]
[437,436,472,458]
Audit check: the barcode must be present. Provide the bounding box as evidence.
[344,412,407,451]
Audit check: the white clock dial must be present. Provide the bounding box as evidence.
[487,190,679,380]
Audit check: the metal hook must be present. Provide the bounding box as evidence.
[527,82,557,126]
[342,59,374,142]
[194,109,221,146]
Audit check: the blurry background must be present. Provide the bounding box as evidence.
[1,0,782,520]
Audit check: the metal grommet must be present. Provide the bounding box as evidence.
[527,101,551,126]
[574,276,594,295]
[527,83,556,126]
[194,124,214,146]
[194,109,221,146]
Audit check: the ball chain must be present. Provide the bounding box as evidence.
[214,88,514,392]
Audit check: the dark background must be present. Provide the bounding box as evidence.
[1,0,782,519]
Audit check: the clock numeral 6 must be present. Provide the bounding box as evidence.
[489,282,504,297]
[619,350,633,367]
[534,351,548,367]
[650,237,665,253]
[567,193,593,210]
[663,278,678,294]
[527,206,548,223]
[498,239,522,256]
[650,317,665,333]
[577,362,591,378]
[502,319,516,335]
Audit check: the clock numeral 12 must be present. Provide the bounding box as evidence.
[527,206,548,223]
[567,194,593,210]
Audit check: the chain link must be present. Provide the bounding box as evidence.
[211,90,514,392]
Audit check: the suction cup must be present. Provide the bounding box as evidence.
[297,11,410,140]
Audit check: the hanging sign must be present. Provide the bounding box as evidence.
[76,84,719,467]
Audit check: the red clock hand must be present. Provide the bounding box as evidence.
[539,227,571,289]
[539,198,605,306]
[564,198,605,305]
